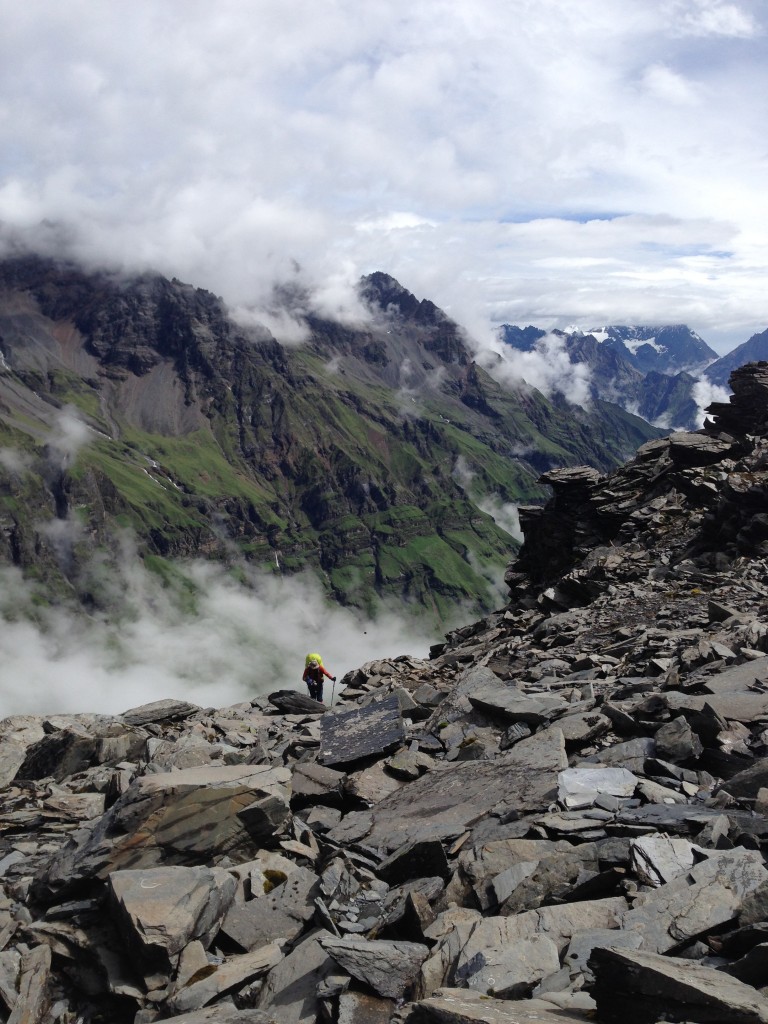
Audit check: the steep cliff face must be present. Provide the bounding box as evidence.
[0,256,662,621]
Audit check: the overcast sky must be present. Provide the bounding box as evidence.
[1,0,766,353]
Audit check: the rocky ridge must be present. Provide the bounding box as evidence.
[4,365,768,1022]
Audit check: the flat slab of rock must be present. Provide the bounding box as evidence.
[119,699,201,726]
[257,928,338,1024]
[268,690,326,715]
[109,866,237,962]
[622,848,768,953]
[38,763,292,895]
[403,987,594,1023]
[321,936,429,1000]
[589,946,768,1023]
[667,690,768,724]
[167,942,284,1014]
[319,696,405,767]
[558,767,637,809]
[220,865,319,950]
[467,685,568,725]
[363,729,567,853]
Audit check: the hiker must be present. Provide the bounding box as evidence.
[302,653,335,703]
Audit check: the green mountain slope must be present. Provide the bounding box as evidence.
[0,257,663,622]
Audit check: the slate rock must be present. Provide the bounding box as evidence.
[321,936,429,1000]
[654,715,703,763]
[363,729,567,853]
[622,848,768,953]
[401,988,594,1023]
[268,690,326,715]
[337,990,396,1024]
[558,766,637,809]
[119,699,202,726]
[589,945,768,1023]
[37,763,292,896]
[166,942,284,1014]
[319,696,405,768]
[108,865,237,963]
[453,933,560,998]
[256,928,337,1023]
[220,865,319,950]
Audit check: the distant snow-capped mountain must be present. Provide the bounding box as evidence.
[498,323,718,430]
[585,325,718,376]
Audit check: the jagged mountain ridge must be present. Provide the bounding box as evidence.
[0,257,661,621]
[3,366,768,1022]
[500,322,720,430]
[705,327,768,387]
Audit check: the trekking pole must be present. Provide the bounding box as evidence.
[330,677,337,707]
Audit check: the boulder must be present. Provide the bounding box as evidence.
[589,946,768,1023]
[108,865,237,963]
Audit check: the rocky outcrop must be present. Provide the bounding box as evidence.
[3,366,768,1021]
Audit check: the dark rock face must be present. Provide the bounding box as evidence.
[0,255,663,621]
[5,365,768,1021]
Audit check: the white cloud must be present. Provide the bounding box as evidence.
[692,377,732,426]
[0,1,767,356]
[478,332,594,409]
[0,558,437,716]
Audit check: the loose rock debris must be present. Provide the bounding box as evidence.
[4,365,768,1021]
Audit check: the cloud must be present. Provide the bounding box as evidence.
[476,332,593,408]
[0,556,438,716]
[452,455,524,544]
[44,405,92,470]
[692,377,732,426]
[0,447,32,474]
[0,0,765,355]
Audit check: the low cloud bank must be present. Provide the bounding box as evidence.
[0,559,437,717]
[476,332,593,408]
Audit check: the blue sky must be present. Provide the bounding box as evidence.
[0,0,766,353]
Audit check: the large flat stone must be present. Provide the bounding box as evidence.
[319,696,405,768]
[622,848,768,953]
[321,937,430,1000]
[362,729,567,854]
[108,865,237,962]
[589,946,768,1024]
[402,988,593,1023]
[37,763,292,896]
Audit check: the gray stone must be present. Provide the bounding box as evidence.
[321,936,429,1000]
[421,898,627,996]
[467,686,568,725]
[401,988,594,1023]
[7,943,51,1024]
[362,728,567,853]
[167,942,284,1014]
[719,757,768,800]
[220,865,319,950]
[654,715,703,762]
[563,928,643,983]
[319,696,405,768]
[108,865,237,962]
[38,763,292,896]
[119,699,201,726]
[556,711,610,746]
[256,928,337,1024]
[290,761,345,807]
[589,945,768,1023]
[622,848,768,953]
[558,767,637,809]
[630,835,698,886]
[268,690,326,715]
[336,990,396,1024]
[453,933,560,998]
